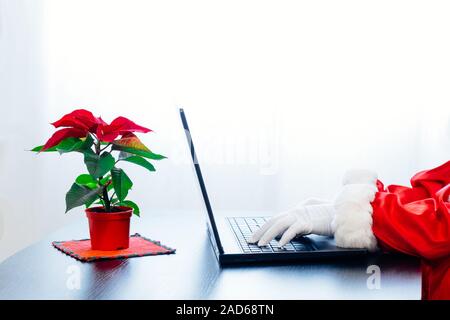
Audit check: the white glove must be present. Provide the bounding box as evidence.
[249,169,380,250]
[248,198,335,247]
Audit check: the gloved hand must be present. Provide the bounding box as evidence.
[248,198,335,247]
[249,169,380,250]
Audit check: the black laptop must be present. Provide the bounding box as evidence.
[180,108,368,265]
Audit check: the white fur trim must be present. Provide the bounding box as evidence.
[332,170,378,251]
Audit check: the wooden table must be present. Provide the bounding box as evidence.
[0,212,421,299]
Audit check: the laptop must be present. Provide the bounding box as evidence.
[179,108,368,265]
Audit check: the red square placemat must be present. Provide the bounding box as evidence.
[52,233,176,262]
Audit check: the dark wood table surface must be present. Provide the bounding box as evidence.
[0,212,422,299]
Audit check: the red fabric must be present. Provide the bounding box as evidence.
[371,161,450,299]
[52,233,175,262]
[421,257,450,300]
[372,160,450,260]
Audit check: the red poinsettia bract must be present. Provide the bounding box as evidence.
[42,109,152,151]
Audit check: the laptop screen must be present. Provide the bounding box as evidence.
[179,108,224,255]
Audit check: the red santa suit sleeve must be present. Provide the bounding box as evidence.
[421,256,450,300]
[371,160,450,260]
[331,160,450,257]
[331,161,449,300]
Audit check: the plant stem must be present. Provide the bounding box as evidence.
[100,143,111,152]
[95,140,101,154]
[95,138,111,212]
[102,186,111,212]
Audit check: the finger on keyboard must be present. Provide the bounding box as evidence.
[248,216,280,244]
[257,216,293,246]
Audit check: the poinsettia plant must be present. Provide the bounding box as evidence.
[31,109,165,215]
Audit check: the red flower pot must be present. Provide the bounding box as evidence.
[86,206,132,250]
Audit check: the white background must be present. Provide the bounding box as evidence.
[0,0,449,262]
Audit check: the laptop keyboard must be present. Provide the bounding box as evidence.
[227,217,315,253]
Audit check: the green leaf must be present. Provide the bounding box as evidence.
[111,167,133,202]
[31,145,58,152]
[84,194,99,208]
[112,145,166,160]
[55,138,84,154]
[99,175,111,185]
[118,151,133,160]
[78,134,94,151]
[98,175,114,191]
[119,200,140,217]
[31,135,94,154]
[82,148,96,156]
[31,137,81,153]
[65,183,102,213]
[112,133,151,152]
[84,152,115,179]
[75,174,98,189]
[122,155,156,172]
